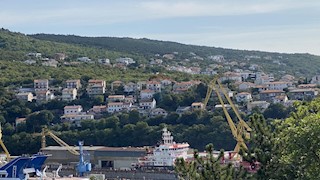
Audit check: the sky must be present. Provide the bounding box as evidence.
[1,0,320,55]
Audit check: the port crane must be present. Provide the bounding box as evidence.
[40,127,91,176]
[41,127,79,155]
[204,77,252,153]
[0,124,10,161]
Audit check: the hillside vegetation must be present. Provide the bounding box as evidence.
[30,33,320,77]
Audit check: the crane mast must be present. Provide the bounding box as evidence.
[204,77,251,153]
[41,127,80,156]
[0,124,10,160]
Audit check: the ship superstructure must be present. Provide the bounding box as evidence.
[138,127,189,167]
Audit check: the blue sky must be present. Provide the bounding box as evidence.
[1,0,320,55]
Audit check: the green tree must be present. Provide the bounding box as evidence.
[175,143,249,180]
[275,99,320,179]
[263,103,288,119]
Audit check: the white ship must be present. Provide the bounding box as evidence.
[138,127,189,167]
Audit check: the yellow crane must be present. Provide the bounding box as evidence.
[204,77,252,153]
[41,127,80,156]
[0,124,10,160]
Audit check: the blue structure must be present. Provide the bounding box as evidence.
[76,141,91,177]
[0,154,48,179]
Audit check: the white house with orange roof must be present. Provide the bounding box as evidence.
[61,105,93,122]
[90,105,107,114]
[173,81,195,92]
[146,81,162,92]
[66,79,81,89]
[87,79,106,96]
[259,90,285,102]
[34,79,49,91]
[140,89,155,99]
[264,81,293,91]
[297,84,317,89]
[107,95,125,102]
[107,102,132,113]
[139,98,156,110]
[64,105,83,115]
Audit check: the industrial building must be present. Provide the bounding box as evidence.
[41,146,147,169]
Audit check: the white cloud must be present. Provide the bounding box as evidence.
[1,0,319,26]
[138,0,319,18]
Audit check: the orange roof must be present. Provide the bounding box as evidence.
[34,79,48,83]
[192,102,204,106]
[265,81,289,85]
[147,81,161,84]
[64,105,82,109]
[260,90,284,93]
[141,89,155,93]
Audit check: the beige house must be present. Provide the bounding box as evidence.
[107,95,125,102]
[16,92,34,102]
[62,88,77,101]
[191,102,205,110]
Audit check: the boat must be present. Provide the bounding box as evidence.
[137,127,189,168]
[0,153,48,179]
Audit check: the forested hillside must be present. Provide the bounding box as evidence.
[30,33,320,77]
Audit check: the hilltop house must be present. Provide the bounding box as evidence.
[62,88,77,101]
[150,108,168,117]
[111,81,123,91]
[86,79,106,97]
[259,90,285,102]
[16,92,34,102]
[66,79,81,89]
[140,89,155,99]
[34,79,49,91]
[107,95,125,102]
[107,102,132,113]
[139,98,156,110]
[288,88,318,101]
[264,81,293,91]
[124,82,137,93]
[146,81,161,92]
[61,105,94,123]
[36,90,54,102]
